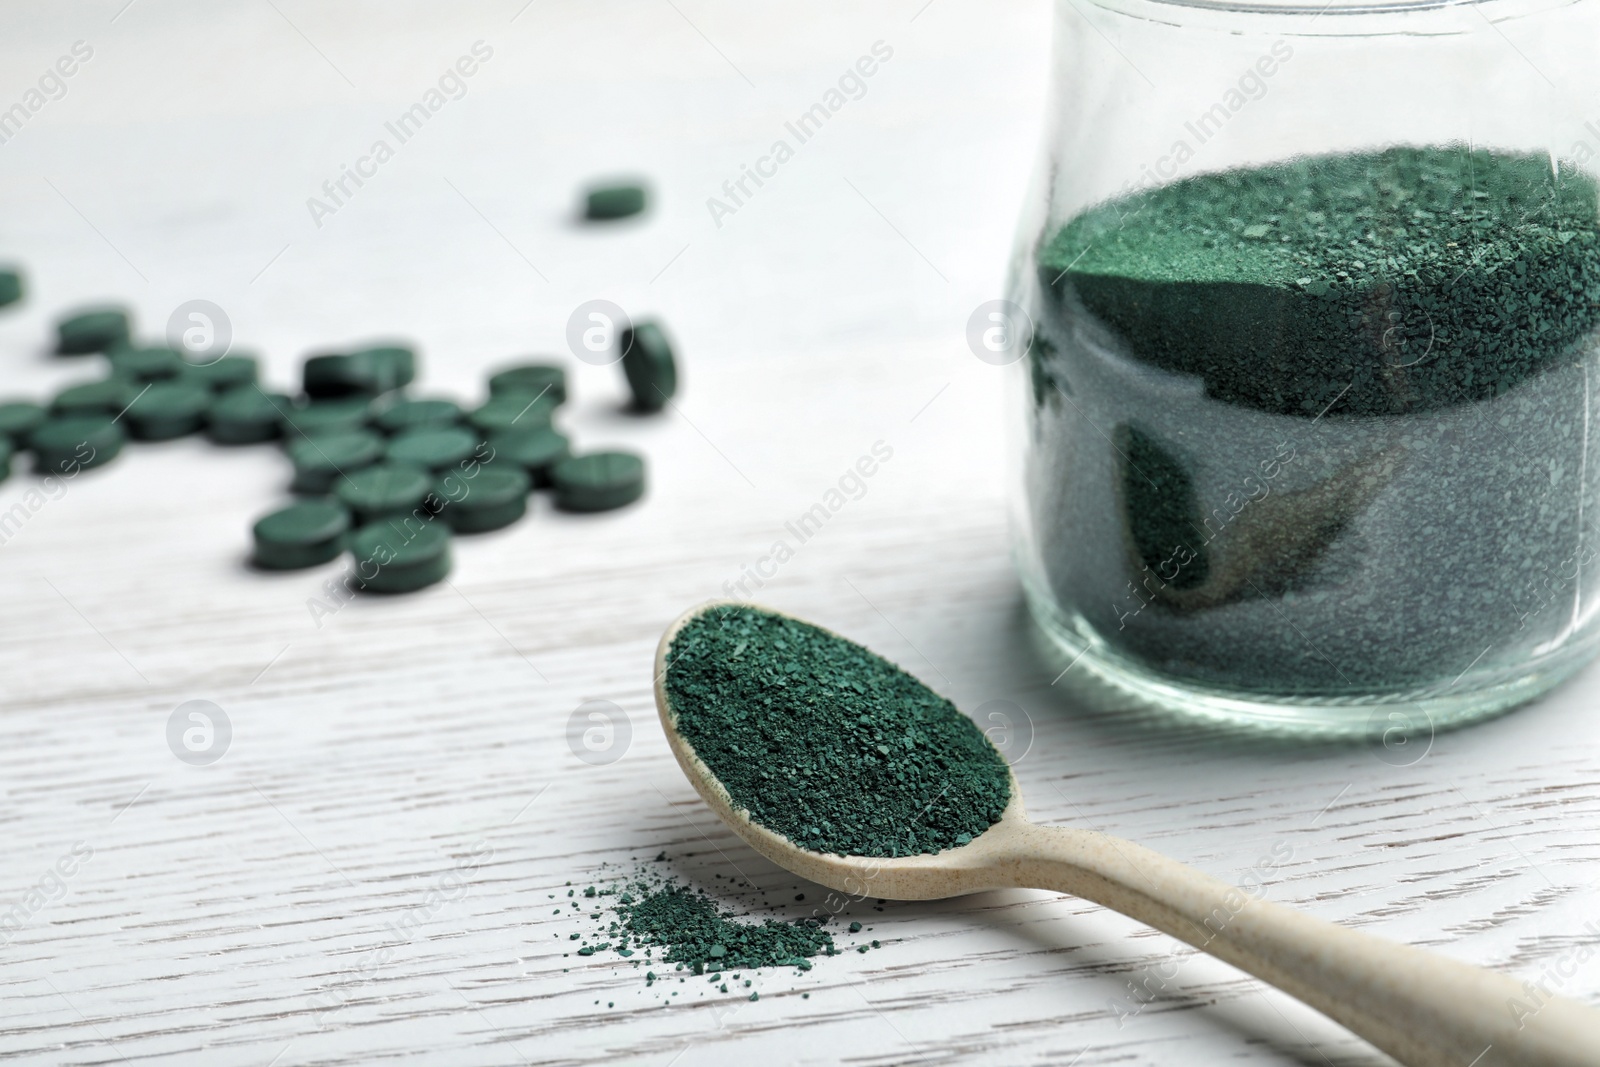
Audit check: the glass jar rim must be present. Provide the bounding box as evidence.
[1071,0,1578,21]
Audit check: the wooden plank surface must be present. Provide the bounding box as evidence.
[1,3,1597,1065]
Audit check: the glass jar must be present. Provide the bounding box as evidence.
[1008,0,1600,735]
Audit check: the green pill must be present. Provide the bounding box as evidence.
[209,386,290,444]
[552,450,645,512]
[433,466,529,533]
[52,378,135,417]
[620,320,677,412]
[30,416,125,473]
[468,393,557,435]
[583,182,648,221]
[56,306,130,355]
[0,401,46,446]
[349,520,451,594]
[280,397,372,442]
[125,382,211,440]
[488,363,566,404]
[0,438,12,482]
[488,427,569,486]
[287,430,384,494]
[335,462,431,525]
[374,397,461,434]
[353,344,417,390]
[303,352,387,398]
[252,500,350,570]
[179,353,259,392]
[386,426,480,471]
[107,345,183,383]
[0,269,23,308]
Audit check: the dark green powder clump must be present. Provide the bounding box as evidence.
[665,606,1011,858]
[609,881,833,970]
[1039,146,1600,418]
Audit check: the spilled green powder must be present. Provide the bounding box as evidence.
[665,606,1011,857]
[562,855,895,992]
[610,881,832,970]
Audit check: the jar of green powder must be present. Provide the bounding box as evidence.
[1008,0,1600,734]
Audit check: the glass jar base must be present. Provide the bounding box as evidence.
[1022,581,1596,740]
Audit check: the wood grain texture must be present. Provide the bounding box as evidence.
[0,3,1597,1066]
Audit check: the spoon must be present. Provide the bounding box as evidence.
[655,601,1600,1067]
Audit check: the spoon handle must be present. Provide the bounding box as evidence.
[1008,822,1600,1067]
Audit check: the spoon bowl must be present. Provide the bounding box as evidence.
[656,600,1600,1067]
[656,599,1036,898]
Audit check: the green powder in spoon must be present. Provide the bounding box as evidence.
[665,605,1011,858]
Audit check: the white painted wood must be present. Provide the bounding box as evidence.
[0,3,1596,1066]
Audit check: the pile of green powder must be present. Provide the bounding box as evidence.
[1040,146,1600,417]
[664,606,1011,857]
[596,880,833,971]
[561,860,894,994]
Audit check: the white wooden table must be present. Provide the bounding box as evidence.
[1,3,1597,1064]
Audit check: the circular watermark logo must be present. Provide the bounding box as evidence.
[965,299,1032,366]
[1379,307,1435,369]
[976,699,1034,764]
[166,300,233,366]
[566,699,631,766]
[1367,706,1433,767]
[167,699,232,766]
[566,300,631,367]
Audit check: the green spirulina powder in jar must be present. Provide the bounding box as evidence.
[1024,146,1600,702]
[665,606,1011,858]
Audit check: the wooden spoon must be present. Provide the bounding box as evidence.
[654,601,1600,1067]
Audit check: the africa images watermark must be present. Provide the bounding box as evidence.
[1506,921,1600,1031]
[0,40,94,146]
[305,442,498,627]
[308,839,493,1023]
[722,440,894,600]
[1106,839,1295,1027]
[306,40,495,228]
[1563,116,1600,169]
[0,438,110,549]
[0,841,94,946]
[1112,436,1299,631]
[705,39,895,229]
[1111,40,1293,209]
